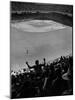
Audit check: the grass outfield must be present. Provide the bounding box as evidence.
[10,19,72,71]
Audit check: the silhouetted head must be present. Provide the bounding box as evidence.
[26,61,28,65]
[35,60,39,65]
[43,58,46,61]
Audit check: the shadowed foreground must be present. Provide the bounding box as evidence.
[11,55,73,99]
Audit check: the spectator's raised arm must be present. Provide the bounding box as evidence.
[26,61,31,69]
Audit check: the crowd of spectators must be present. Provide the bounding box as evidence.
[11,55,73,99]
